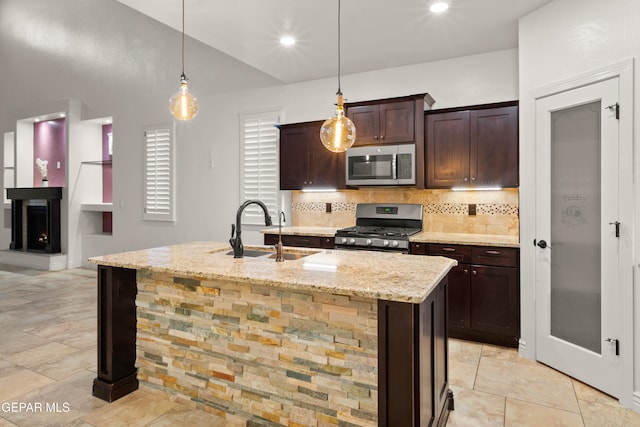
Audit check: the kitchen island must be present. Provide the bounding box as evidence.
[89,241,456,426]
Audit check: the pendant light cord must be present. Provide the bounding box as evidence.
[336,0,342,96]
[181,0,185,78]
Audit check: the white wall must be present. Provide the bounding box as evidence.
[519,0,640,409]
[0,0,519,262]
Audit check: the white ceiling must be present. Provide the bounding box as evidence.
[117,0,552,84]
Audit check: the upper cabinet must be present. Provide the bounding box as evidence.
[426,103,518,189]
[278,120,346,190]
[346,94,434,148]
[347,100,415,146]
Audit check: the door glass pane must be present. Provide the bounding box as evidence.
[550,101,601,354]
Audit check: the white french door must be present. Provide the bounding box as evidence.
[535,77,622,397]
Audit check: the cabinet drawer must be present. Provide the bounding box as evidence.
[426,244,472,264]
[410,242,428,255]
[471,246,518,267]
[264,234,334,249]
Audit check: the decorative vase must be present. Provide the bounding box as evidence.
[42,180,48,187]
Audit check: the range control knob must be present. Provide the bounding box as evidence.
[391,240,399,248]
[340,237,347,244]
[383,240,390,247]
[366,239,372,246]
[349,238,356,245]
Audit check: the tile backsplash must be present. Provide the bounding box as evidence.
[292,187,519,236]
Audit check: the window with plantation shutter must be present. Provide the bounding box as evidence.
[144,125,175,222]
[240,110,280,224]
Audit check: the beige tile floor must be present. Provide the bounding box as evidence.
[447,338,640,427]
[0,266,639,426]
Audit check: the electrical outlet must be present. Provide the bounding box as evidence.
[326,203,332,213]
[468,204,476,216]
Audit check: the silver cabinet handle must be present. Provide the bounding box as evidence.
[472,270,477,275]
[486,250,501,255]
[441,247,456,252]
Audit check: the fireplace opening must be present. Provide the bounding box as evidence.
[27,206,48,252]
[8,187,62,254]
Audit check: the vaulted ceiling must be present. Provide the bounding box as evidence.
[118,0,552,83]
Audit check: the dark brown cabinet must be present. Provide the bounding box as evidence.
[278,121,345,190]
[264,233,335,249]
[347,100,415,146]
[411,242,520,347]
[378,277,453,426]
[426,103,518,189]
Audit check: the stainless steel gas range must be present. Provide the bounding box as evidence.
[334,203,422,253]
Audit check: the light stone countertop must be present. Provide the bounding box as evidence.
[261,226,520,248]
[260,226,338,237]
[89,241,456,304]
[410,232,520,248]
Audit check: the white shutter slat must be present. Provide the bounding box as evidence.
[144,126,175,221]
[240,111,281,223]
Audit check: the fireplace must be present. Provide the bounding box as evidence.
[7,187,62,254]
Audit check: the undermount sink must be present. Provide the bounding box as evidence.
[223,246,318,261]
[225,248,273,258]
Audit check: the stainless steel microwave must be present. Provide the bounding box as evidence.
[346,144,416,186]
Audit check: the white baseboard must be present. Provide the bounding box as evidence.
[0,249,67,271]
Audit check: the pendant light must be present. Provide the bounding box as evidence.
[169,0,199,121]
[320,0,356,153]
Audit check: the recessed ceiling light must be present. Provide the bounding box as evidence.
[59,113,65,118]
[430,1,450,13]
[280,36,296,46]
[34,118,40,123]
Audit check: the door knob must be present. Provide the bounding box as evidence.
[535,239,549,249]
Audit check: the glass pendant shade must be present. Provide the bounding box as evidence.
[169,74,199,121]
[320,94,356,153]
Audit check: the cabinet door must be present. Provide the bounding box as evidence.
[470,106,518,187]
[470,265,519,337]
[433,282,449,420]
[448,264,471,331]
[309,130,346,188]
[348,105,380,146]
[426,111,470,188]
[279,126,310,190]
[379,100,415,144]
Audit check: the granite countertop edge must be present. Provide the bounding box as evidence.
[89,241,457,304]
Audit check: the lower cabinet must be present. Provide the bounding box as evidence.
[264,233,335,249]
[411,242,520,348]
[378,277,453,427]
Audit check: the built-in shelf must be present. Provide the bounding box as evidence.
[81,203,113,212]
[81,160,112,165]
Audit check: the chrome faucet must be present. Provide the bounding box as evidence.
[229,200,273,258]
[275,211,286,262]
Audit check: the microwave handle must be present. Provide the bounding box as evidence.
[392,154,398,180]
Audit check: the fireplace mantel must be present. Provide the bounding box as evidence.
[7,187,63,201]
[7,187,63,253]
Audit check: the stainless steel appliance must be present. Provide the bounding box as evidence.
[334,203,422,253]
[345,144,416,186]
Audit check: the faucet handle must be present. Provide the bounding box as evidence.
[229,224,236,248]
